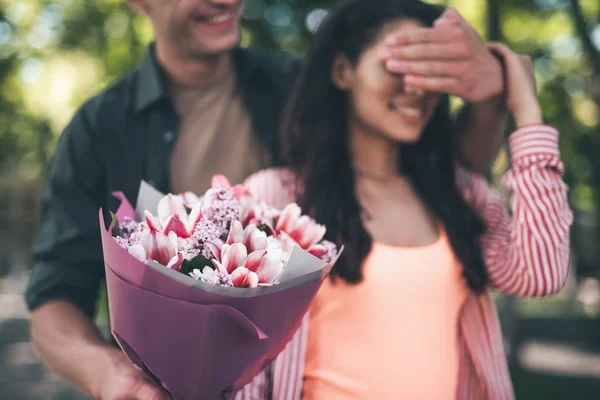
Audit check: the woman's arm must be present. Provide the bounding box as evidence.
[461,124,573,296]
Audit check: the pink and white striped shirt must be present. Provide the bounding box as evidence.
[235,124,573,400]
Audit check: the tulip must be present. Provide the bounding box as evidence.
[230,267,259,288]
[143,194,203,239]
[128,231,185,271]
[226,221,269,253]
[212,242,247,274]
[180,191,201,209]
[307,243,329,259]
[245,249,284,285]
[275,203,326,250]
[209,240,285,286]
[241,201,279,229]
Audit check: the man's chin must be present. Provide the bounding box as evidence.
[192,33,241,57]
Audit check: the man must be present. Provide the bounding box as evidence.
[25,1,508,399]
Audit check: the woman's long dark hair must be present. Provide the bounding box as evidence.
[282,0,489,293]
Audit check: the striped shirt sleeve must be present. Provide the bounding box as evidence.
[241,167,305,400]
[460,124,574,297]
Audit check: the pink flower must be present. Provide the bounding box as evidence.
[230,267,259,288]
[144,194,203,239]
[275,203,326,250]
[211,174,252,200]
[307,240,338,262]
[245,249,284,285]
[212,243,248,274]
[180,191,201,209]
[128,231,185,271]
[226,221,268,253]
[210,241,284,286]
[202,185,241,237]
[241,201,279,229]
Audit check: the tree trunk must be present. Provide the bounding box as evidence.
[486,0,502,41]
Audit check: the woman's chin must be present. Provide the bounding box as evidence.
[387,130,424,144]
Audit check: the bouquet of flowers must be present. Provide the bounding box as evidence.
[99,170,340,400]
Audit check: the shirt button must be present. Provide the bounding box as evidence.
[163,130,175,143]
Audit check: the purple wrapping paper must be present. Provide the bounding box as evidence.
[100,191,329,399]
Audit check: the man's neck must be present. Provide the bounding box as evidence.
[155,42,233,87]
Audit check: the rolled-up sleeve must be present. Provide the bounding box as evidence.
[25,101,106,318]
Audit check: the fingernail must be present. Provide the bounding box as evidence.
[386,60,404,71]
[385,35,400,45]
[404,75,417,84]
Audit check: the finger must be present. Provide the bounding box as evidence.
[404,75,460,93]
[434,8,463,26]
[486,42,515,61]
[135,383,169,400]
[385,26,462,46]
[386,43,470,60]
[386,59,469,77]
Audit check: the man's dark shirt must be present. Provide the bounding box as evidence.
[25,45,302,318]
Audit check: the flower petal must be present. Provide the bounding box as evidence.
[144,210,162,233]
[211,259,228,274]
[180,192,201,208]
[232,184,252,200]
[226,220,245,245]
[128,244,147,262]
[245,250,267,273]
[230,267,248,287]
[186,200,204,234]
[276,203,302,233]
[206,238,224,260]
[255,251,284,284]
[163,214,191,238]
[221,243,248,274]
[211,174,232,188]
[289,216,326,249]
[141,230,176,266]
[157,194,188,227]
[308,244,328,259]
[166,252,185,271]
[246,271,259,288]
[243,225,268,252]
[231,267,259,288]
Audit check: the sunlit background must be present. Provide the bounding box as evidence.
[0,0,599,399]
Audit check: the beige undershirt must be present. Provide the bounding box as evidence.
[169,69,270,195]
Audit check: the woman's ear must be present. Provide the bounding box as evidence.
[331,54,354,90]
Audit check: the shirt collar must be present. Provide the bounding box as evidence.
[134,44,259,114]
[134,44,167,113]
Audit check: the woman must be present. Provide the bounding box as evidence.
[240,0,573,398]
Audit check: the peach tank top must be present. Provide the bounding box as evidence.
[302,227,468,399]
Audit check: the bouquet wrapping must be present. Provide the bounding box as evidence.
[99,173,340,400]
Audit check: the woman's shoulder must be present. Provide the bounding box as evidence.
[243,167,301,208]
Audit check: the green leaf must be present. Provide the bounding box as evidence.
[191,255,213,271]
[179,260,195,276]
[110,211,120,237]
[257,224,273,235]
[180,255,213,276]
